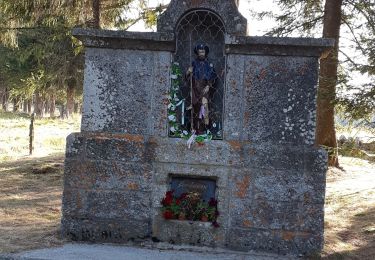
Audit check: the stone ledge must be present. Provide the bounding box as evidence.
[225,35,334,57]
[64,133,327,171]
[72,28,175,51]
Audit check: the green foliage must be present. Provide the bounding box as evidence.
[0,0,168,111]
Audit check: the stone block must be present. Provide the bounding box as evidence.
[243,144,304,171]
[62,188,151,220]
[62,217,151,243]
[227,228,322,255]
[227,228,284,253]
[149,52,171,137]
[296,202,324,232]
[152,215,225,247]
[151,137,243,167]
[252,168,324,203]
[228,169,254,200]
[64,159,152,191]
[81,48,156,134]
[224,55,245,140]
[241,56,319,145]
[85,134,150,162]
[229,199,296,230]
[65,133,85,158]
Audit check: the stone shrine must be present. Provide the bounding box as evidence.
[62,0,334,255]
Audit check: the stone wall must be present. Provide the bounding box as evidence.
[63,132,326,254]
[62,12,333,256]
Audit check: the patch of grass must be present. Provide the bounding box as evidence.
[42,137,66,149]
[0,112,80,160]
[0,111,30,119]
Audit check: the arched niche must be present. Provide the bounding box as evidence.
[169,9,226,139]
[157,0,247,36]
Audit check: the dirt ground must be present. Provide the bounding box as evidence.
[0,154,66,253]
[0,154,374,259]
[322,157,375,260]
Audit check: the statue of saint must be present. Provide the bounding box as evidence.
[186,44,216,134]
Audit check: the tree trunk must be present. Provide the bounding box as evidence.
[13,98,19,112]
[60,105,66,119]
[92,0,100,29]
[74,102,79,113]
[49,94,56,118]
[44,100,49,114]
[34,92,44,118]
[2,87,8,111]
[23,100,28,113]
[66,85,75,118]
[27,100,32,114]
[316,0,342,167]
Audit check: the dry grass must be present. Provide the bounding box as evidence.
[0,155,66,253]
[0,112,374,258]
[0,111,80,161]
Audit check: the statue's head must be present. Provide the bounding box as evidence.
[194,44,209,60]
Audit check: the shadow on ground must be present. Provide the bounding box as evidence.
[323,205,375,260]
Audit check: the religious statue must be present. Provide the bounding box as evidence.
[186,44,216,134]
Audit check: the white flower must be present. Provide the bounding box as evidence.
[213,123,217,128]
[210,63,213,67]
[170,126,176,133]
[173,62,180,66]
[174,97,179,102]
[171,74,178,79]
[168,115,176,122]
[170,105,176,111]
[183,130,188,135]
[168,103,172,109]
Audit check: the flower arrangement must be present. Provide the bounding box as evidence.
[160,190,220,227]
[168,62,213,145]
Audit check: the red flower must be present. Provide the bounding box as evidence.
[161,190,175,206]
[179,193,188,200]
[176,199,181,205]
[161,196,173,206]
[163,210,174,219]
[166,190,174,198]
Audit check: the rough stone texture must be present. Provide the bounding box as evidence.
[80,48,171,134]
[63,134,327,255]
[62,0,333,257]
[72,28,175,51]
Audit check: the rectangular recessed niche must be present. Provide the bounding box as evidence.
[170,176,216,202]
